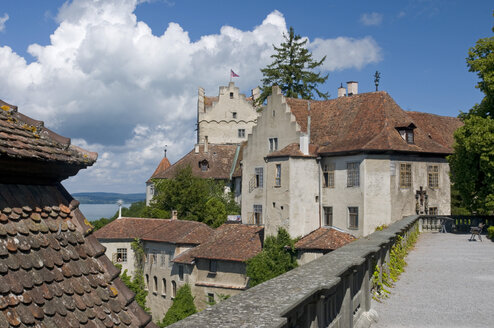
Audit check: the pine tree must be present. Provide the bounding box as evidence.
[159,284,197,327]
[257,26,329,104]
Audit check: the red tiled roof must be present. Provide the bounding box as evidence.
[204,96,218,107]
[152,144,238,180]
[0,100,97,183]
[294,227,356,251]
[94,218,214,245]
[266,143,317,159]
[174,224,263,263]
[285,92,462,156]
[147,156,171,182]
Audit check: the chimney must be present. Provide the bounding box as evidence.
[347,81,358,96]
[251,87,260,103]
[337,83,346,98]
[300,133,309,155]
[171,210,178,220]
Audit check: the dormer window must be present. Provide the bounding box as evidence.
[199,159,209,172]
[397,123,416,144]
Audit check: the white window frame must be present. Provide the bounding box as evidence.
[269,137,278,152]
[347,162,360,187]
[348,207,358,229]
[275,164,281,187]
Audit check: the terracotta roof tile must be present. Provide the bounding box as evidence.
[294,227,356,251]
[94,218,214,245]
[285,92,462,156]
[174,223,263,263]
[152,144,238,180]
[0,100,97,183]
[147,156,171,182]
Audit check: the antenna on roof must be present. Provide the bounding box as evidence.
[164,145,167,158]
[374,71,381,91]
[117,199,124,219]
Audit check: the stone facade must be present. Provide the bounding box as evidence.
[197,82,259,145]
[241,86,461,238]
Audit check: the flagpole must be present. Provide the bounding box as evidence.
[229,69,232,83]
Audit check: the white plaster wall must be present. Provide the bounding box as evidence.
[191,259,247,310]
[241,87,301,228]
[297,250,325,266]
[321,155,365,236]
[99,239,135,277]
[198,82,258,145]
[142,241,194,321]
[286,158,320,238]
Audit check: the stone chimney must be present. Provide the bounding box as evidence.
[251,87,260,103]
[347,81,358,96]
[171,210,178,220]
[300,133,309,155]
[337,83,346,98]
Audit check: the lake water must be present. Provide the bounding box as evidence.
[79,203,131,221]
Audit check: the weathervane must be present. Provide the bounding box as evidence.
[374,71,381,91]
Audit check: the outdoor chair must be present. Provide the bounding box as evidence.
[469,223,485,241]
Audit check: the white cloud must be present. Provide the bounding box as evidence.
[360,12,383,26]
[310,37,382,71]
[0,13,8,32]
[0,0,382,193]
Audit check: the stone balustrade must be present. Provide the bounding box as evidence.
[170,215,425,328]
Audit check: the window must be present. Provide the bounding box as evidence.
[209,260,217,273]
[232,112,237,118]
[272,110,276,117]
[348,207,358,229]
[347,162,360,187]
[398,128,414,144]
[255,167,263,188]
[323,207,333,226]
[207,293,215,304]
[199,159,209,172]
[172,281,177,298]
[253,204,262,225]
[162,278,167,296]
[428,165,439,188]
[230,92,234,99]
[238,129,245,138]
[269,138,278,152]
[116,248,127,263]
[160,251,166,267]
[275,164,281,186]
[323,164,335,188]
[145,274,149,290]
[179,265,184,281]
[429,207,438,215]
[149,185,155,196]
[153,276,158,293]
[400,163,412,188]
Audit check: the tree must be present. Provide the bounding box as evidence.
[150,166,240,226]
[449,13,494,213]
[246,227,298,287]
[449,116,494,213]
[158,284,197,327]
[257,26,329,105]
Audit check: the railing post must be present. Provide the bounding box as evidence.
[341,273,352,328]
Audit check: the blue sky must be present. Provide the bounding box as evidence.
[0,0,492,194]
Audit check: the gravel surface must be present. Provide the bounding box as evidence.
[371,232,494,328]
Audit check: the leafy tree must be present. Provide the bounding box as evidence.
[150,166,240,226]
[449,14,494,213]
[449,116,494,213]
[257,26,329,105]
[158,284,197,327]
[246,227,298,287]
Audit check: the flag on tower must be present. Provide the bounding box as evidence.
[230,69,239,78]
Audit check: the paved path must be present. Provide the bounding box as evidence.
[371,232,494,328]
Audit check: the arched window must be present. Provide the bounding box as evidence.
[162,278,167,296]
[145,274,149,290]
[172,281,177,298]
[153,276,158,293]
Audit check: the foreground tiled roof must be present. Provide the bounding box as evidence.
[0,184,156,328]
[174,224,263,263]
[152,144,238,180]
[294,227,356,251]
[0,100,97,183]
[285,92,462,156]
[94,218,214,245]
[147,156,171,182]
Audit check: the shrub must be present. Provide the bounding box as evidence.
[487,226,494,240]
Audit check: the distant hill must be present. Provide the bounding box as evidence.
[72,192,146,204]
